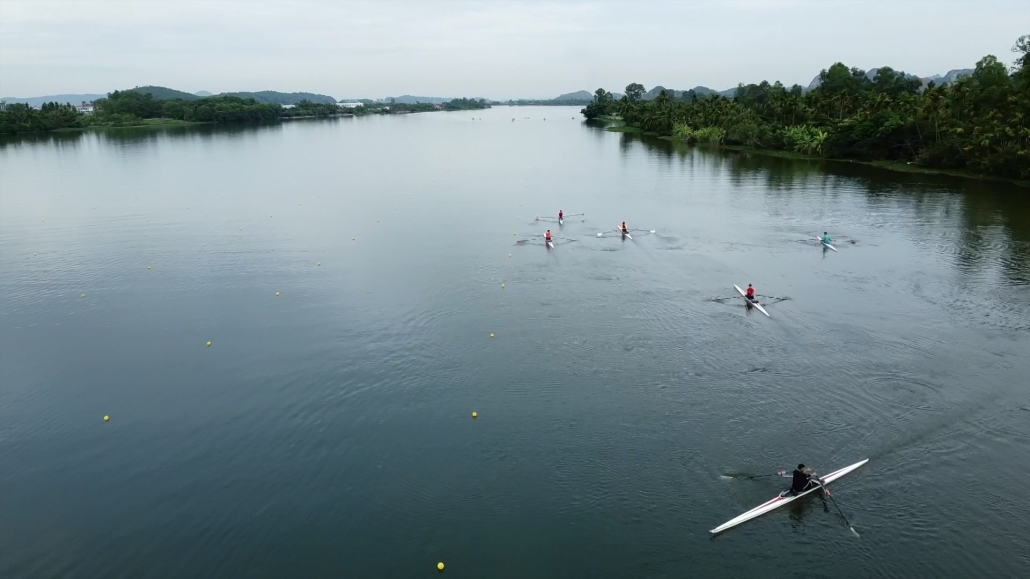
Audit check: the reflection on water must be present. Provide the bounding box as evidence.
[2,108,1029,579]
[604,125,1030,288]
[0,121,289,152]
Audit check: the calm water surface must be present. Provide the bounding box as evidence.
[1,107,1029,578]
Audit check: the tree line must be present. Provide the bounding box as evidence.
[583,36,1029,180]
[1,92,490,134]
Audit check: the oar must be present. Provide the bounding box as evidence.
[632,228,657,234]
[818,479,860,537]
[568,212,586,216]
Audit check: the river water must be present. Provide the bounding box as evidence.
[1,107,1028,578]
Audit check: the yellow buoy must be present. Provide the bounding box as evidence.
[206,341,212,347]
[275,291,280,296]
[104,415,109,422]
[81,293,86,298]
[472,411,478,418]
[352,237,356,241]
[508,253,512,258]
[490,333,495,338]
[317,262,321,266]
[437,562,445,571]
[33,252,37,256]
[147,266,152,270]
[501,284,505,289]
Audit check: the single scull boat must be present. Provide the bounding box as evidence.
[711,458,868,534]
[734,284,769,317]
[817,236,838,252]
[618,226,632,240]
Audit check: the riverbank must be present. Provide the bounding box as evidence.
[603,124,1030,188]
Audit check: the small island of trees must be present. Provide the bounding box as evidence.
[0,90,490,134]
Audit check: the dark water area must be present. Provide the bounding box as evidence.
[1,107,1028,578]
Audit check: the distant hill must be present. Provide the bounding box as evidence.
[194,91,214,97]
[806,67,973,91]
[127,86,201,101]
[922,69,974,87]
[219,91,336,105]
[641,86,727,100]
[1,93,105,107]
[387,95,452,104]
[554,90,592,102]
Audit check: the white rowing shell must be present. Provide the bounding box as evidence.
[711,458,869,534]
[734,284,770,317]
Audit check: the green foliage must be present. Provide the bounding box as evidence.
[624,83,646,102]
[281,100,346,117]
[442,98,491,111]
[611,38,1030,179]
[97,91,280,123]
[0,102,88,134]
[673,124,725,145]
[581,89,616,120]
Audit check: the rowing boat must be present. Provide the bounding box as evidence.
[734,284,769,317]
[559,218,564,225]
[711,458,868,534]
[618,226,632,240]
[818,236,838,252]
[547,240,554,249]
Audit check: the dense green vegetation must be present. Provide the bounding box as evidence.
[584,36,1030,180]
[281,100,349,117]
[1,90,488,134]
[0,102,88,133]
[98,90,280,123]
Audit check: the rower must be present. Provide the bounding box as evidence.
[822,231,832,244]
[745,284,758,303]
[783,464,820,496]
[558,210,564,221]
[545,230,552,243]
[621,222,628,235]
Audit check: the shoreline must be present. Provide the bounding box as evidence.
[49,119,210,133]
[604,125,1029,188]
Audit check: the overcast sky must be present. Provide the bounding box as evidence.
[1,0,1026,99]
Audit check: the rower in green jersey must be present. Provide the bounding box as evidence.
[822,231,832,244]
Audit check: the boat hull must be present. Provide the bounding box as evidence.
[710,459,869,534]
